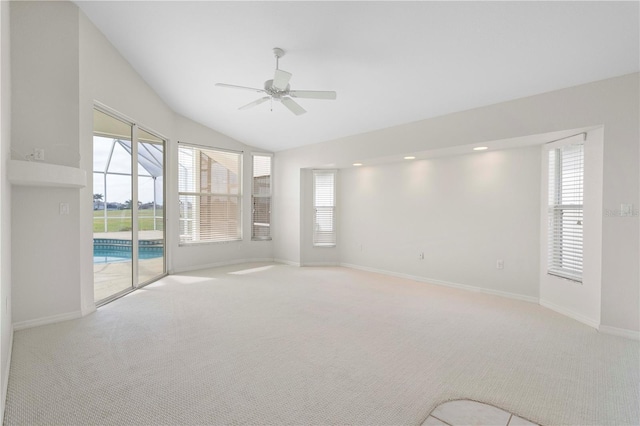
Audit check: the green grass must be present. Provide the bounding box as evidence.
[93,209,164,233]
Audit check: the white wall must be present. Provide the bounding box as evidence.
[274,73,639,333]
[0,0,12,418]
[9,1,273,327]
[340,146,541,300]
[78,11,273,282]
[10,1,82,325]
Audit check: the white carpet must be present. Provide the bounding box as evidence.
[4,263,639,425]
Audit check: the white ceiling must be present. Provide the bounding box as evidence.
[75,1,639,153]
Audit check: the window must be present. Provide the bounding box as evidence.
[252,154,272,240]
[547,142,584,282]
[178,144,241,244]
[313,170,337,247]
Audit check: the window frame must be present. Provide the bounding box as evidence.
[178,142,243,245]
[251,153,273,241]
[546,139,584,283]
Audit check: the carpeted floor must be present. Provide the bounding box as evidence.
[4,263,639,425]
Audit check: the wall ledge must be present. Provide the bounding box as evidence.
[8,160,86,188]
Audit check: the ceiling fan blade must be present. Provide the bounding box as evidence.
[239,97,270,111]
[272,69,292,91]
[215,83,265,93]
[281,97,306,116]
[289,90,337,100]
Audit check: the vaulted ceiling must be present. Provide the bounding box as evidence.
[76,1,639,152]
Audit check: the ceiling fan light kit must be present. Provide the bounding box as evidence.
[215,47,337,116]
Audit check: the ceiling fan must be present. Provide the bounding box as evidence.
[215,47,337,116]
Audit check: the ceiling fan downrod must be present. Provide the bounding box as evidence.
[273,47,285,70]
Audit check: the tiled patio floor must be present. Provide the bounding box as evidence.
[424,400,538,426]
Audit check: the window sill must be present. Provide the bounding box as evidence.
[179,239,242,247]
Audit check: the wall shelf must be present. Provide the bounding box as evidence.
[8,160,86,188]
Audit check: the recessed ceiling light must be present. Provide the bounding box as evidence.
[473,146,488,151]
[353,163,363,166]
[404,156,416,160]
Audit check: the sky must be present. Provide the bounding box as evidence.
[93,136,164,205]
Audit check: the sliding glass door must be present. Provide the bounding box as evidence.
[93,108,166,304]
[137,129,165,285]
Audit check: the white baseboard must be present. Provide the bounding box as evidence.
[81,305,96,317]
[171,258,276,274]
[13,310,82,331]
[340,263,539,304]
[539,299,600,330]
[1,325,13,424]
[598,325,640,341]
[274,258,301,267]
[301,262,340,267]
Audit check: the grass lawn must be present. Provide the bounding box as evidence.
[93,209,164,233]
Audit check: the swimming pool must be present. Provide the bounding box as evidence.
[93,239,163,264]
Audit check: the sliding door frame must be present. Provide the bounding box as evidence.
[93,103,168,305]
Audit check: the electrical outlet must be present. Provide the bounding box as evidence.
[33,148,45,161]
[496,259,504,269]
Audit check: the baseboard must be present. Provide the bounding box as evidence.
[81,305,97,317]
[340,263,539,304]
[539,299,600,330]
[171,258,276,274]
[13,310,82,331]
[598,325,640,341]
[301,262,340,267]
[273,258,301,267]
[1,325,13,424]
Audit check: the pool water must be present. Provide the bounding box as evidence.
[93,248,163,264]
[93,239,163,264]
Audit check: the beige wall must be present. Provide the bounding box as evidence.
[10,1,273,327]
[339,145,542,301]
[274,73,639,333]
[1,0,12,419]
[10,1,82,325]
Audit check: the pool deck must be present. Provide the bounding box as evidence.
[94,230,164,241]
[93,231,165,302]
[94,257,165,302]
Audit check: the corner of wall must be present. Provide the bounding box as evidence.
[1,0,12,420]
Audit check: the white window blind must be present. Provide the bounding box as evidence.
[313,170,336,247]
[252,154,272,240]
[178,144,242,244]
[548,142,584,282]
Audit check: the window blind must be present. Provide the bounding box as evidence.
[178,144,241,244]
[313,170,336,247]
[252,154,272,240]
[548,143,584,282]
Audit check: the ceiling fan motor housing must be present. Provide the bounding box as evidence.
[264,79,290,98]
